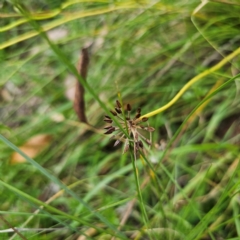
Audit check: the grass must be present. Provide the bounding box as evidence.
[1,0,240,239]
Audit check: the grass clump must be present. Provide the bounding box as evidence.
[1,0,240,239]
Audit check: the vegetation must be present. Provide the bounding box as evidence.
[1,0,240,239]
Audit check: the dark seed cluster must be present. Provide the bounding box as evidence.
[104,100,155,155]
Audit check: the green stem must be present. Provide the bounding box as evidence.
[130,148,151,239]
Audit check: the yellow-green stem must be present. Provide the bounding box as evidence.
[140,46,240,120]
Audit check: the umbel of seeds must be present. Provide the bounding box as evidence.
[104,100,155,155]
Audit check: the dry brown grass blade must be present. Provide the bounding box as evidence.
[74,48,89,123]
[0,215,27,240]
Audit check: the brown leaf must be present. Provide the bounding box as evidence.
[145,126,155,132]
[11,134,52,164]
[74,48,89,123]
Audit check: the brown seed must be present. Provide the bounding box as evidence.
[115,107,122,114]
[116,100,122,108]
[105,115,111,119]
[104,128,114,134]
[137,108,141,114]
[104,126,113,129]
[127,103,131,111]
[135,113,141,119]
[110,110,117,116]
[104,119,113,123]
[138,140,143,148]
[113,140,121,147]
[146,126,155,132]
[142,117,148,122]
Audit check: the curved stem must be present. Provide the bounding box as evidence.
[140,46,240,120]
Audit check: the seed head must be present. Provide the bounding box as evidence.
[103,100,155,156]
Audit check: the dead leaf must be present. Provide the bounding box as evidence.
[11,134,52,164]
[74,48,89,124]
